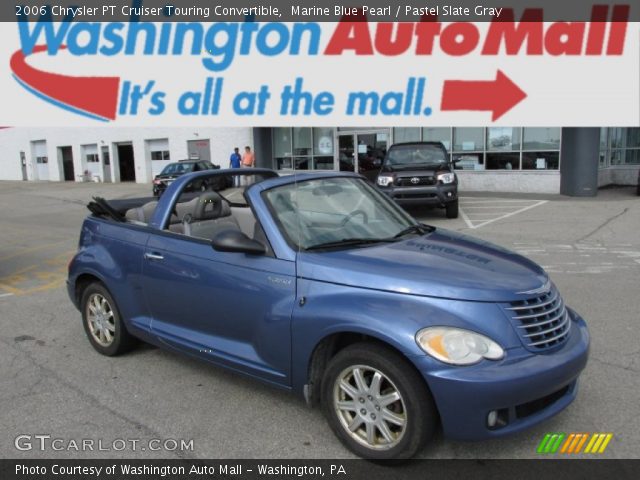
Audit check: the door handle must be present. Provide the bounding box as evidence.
[144,252,164,261]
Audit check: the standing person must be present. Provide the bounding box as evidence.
[241,146,255,186]
[229,147,241,187]
[242,146,255,168]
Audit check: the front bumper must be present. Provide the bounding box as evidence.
[412,308,589,440]
[152,184,167,196]
[380,184,457,206]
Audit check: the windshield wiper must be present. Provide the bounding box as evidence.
[393,223,435,238]
[305,237,395,251]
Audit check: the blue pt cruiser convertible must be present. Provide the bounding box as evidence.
[68,169,589,460]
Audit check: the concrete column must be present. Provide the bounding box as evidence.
[252,128,272,169]
[560,127,600,197]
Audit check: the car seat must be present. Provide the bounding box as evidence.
[125,201,158,224]
[183,191,240,239]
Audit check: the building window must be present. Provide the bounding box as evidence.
[274,127,336,171]
[522,128,561,150]
[393,128,421,143]
[485,128,522,170]
[609,127,640,165]
[273,127,292,169]
[293,127,312,156]
[36,156,48,164]
[454,153,484,170]
[86,154,99,163]
[522,152,560,170]
[423,128,452,151]
[294,157,311,170]
[151,150,170,161]
[453,128,484,152]
[453,128,484,170]
[487,127,521,151]
[519,128,561,170]
[392,128,452,150]
[486,152,520,170]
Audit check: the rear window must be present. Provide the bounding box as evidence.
[385,144,447,167]
[161,163,195,175]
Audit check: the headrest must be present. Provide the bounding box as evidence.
[125,201,158,223]
[175,197,199,222]
[141,201,158,222]
[194,191,228,221]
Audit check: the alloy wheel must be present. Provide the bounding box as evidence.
[332,364,407,450]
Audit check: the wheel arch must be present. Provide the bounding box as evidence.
[304,330,438,420]
[73,271,107,308]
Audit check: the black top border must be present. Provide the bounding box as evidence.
[4,1,640,22]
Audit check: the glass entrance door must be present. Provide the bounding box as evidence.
[338,134,355,172]
[355,132,388,182]
[337,130,389,180]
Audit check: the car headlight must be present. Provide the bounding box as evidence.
[415,327,504,365]
[437,172,456,184]
[377,175,394,187]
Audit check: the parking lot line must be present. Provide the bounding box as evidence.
[459,197,548,229]
[0,249,75,296]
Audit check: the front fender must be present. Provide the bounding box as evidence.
[290,279,521,395]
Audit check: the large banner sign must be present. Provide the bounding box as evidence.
[0,0,638,126]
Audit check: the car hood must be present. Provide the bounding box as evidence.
[298,229,548,302]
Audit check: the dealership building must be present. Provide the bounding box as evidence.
[0,126,638,196]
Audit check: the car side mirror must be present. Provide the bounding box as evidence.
[211,229,266,255]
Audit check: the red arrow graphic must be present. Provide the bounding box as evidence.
[441,70,527,121]
[10,45,120,121]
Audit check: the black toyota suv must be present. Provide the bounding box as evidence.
[375,142,459,218]
[152,160,219,196]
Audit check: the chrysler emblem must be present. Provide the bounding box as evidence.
[410,177,420,184]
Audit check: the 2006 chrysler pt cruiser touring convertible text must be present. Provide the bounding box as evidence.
[67,169,589,460]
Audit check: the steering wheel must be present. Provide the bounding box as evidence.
[340,209,369,227]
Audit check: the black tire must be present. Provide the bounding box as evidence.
[321,343,437,460]
[445,200,459,219]
[80,282,137,356]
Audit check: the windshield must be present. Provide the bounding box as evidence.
[385,144,447,168]
[263,177,424,250]
[161,162,194,175]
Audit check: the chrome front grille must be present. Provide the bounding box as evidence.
[396,176,436,186]
[506,286,571,351]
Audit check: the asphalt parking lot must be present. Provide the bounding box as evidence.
[1,180,639,459]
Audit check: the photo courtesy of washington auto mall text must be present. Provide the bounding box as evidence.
[0,0,639,479]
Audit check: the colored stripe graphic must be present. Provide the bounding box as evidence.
[537,433,566,453]
[10,45,120,121]
[539,433,613,454]
[584,433,614,454]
